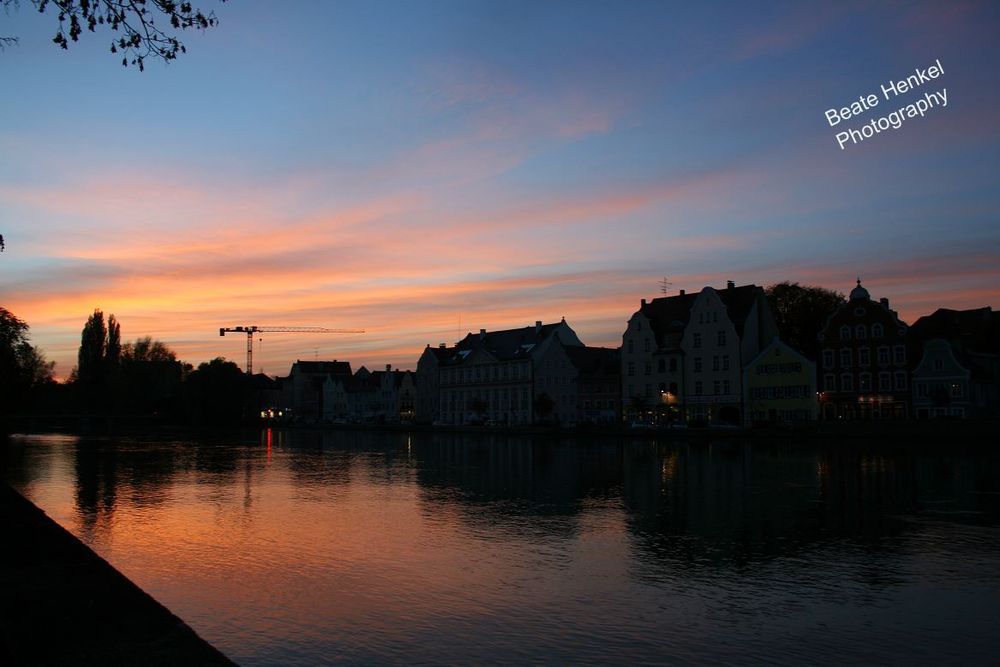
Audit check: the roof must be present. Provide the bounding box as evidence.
[292,360,353,376]
[638,284,765,342]
[449,321,578,363]
[910,307,999,353]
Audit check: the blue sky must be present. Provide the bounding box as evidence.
[1,1,998,377]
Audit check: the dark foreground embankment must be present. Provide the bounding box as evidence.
[0,482,235,666]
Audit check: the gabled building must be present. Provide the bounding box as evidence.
[743,338,817,425]
[908,307,1000,418]
[817,280,910,420]
[420,319,583,425]
[284,360,353,421]
[416,343,453,423]
[622,282,778,424]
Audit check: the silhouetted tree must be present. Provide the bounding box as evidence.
[1,0,226,71]
[0,307,55,419]
[765,282,844,360]
[181,356,247,424]
[118,336,183,415]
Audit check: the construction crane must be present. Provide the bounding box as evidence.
[219,325,364,374]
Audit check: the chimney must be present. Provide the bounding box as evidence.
[679,289,685,296]
[880,297,889,309]
[479,328,486,340]
[439,342,446,348]
[726,280,735,290]
[535,320,542,333]
[641,298,647,306]
[386,364,391,372]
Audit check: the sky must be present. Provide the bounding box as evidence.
[2,1,998,379]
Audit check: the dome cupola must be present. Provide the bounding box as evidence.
[849,278,870,301]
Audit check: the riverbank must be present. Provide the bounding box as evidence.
[0,481,234,666]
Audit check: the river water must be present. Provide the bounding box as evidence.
[3,430,1000,665]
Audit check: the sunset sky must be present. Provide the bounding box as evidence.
[2,1,998,378]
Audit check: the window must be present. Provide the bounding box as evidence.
[856,325,867,339]
[644,362,651,376]
[695,381,703,396]
[627,362,635,376]
[823,349,834,368]
[669,358,677,372]
[951,383,964,398]
[717,330,726,346]
[840,349,852,367]
[893,346,906,364]
[894,372,907,391]
[841,373,854,391]
[694,357,702,373]
[693,332,702,348]
[723,379,731,394]
[657,359,666,373]
[877,346,890,365]
[627,339,634,354]
[858,348,870,365]
[712,356,720,371]
[824,374,836,391]
[859,372,872,391]
[713,380,720,395]
[878,372,891,391]
[933,358,944,371]
[872,323,884,338]
[840,326,851,340]
[644,338,651,352]
[722,355,730,371]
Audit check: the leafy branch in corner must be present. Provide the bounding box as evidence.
[3,0,225,71]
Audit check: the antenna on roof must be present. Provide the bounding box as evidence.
[659,276,672,295]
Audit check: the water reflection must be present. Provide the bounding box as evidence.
[3,431,1000,665]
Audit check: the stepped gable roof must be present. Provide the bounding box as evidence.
[715,284,765,337]
[911,307,999,353]
[293,360,353,376]
[454,322,568,361]
[565,346,620,376]
[639,284,763,341]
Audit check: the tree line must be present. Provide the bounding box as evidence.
[1,306,255,427]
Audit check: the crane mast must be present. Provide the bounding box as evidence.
[219,325,364,374]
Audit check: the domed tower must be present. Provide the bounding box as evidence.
[849,278,870,302]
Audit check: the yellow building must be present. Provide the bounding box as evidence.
[743,338,818,425]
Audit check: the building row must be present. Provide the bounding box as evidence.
[265,280,999,425]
